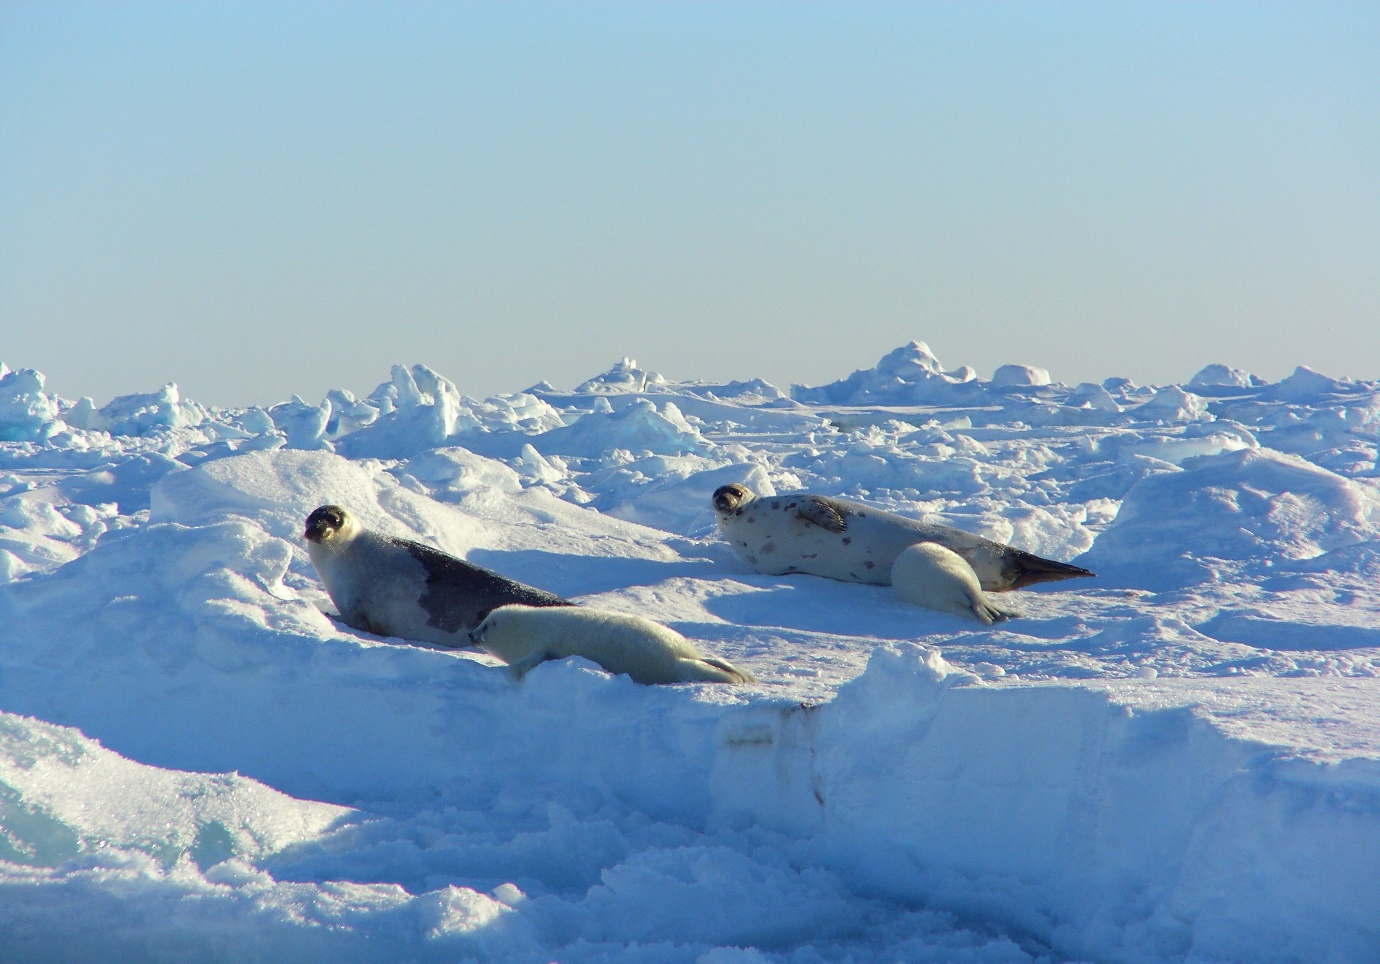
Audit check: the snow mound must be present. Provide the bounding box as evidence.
[0,712,348,870]
[150,448,492,555]
[1189,363,1263,389]
[1258,365,1360,403]
[674,377,790,404]
[575,358,668,394]
[1077,447,1380,588]
[605,461,775,535]
[66,382,206,436]
[792,341,980,405]
[528,398,712,457]
[1129,386,1213,423]
[323,366,566,460]
[0,368,64,442]
[991,363,1052,388]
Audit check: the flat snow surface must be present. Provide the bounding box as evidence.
[1,343,1378,962]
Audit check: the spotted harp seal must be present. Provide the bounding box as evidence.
[711,484,1093,594]
[304,504,572,646]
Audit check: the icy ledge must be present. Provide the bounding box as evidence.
[1,632,1375,960]
[711,645,1378,963]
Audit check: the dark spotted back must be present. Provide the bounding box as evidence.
[396,539,574,634]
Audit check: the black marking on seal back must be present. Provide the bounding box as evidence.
[398,539,572,635]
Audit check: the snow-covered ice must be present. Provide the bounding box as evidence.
[1,341,1379,961]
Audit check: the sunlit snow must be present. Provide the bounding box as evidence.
[1,342,1378,961]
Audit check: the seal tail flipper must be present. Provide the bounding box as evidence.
[1001,548,1094,590]
[682,656,757,684]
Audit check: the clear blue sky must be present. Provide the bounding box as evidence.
[2,2,1377,407]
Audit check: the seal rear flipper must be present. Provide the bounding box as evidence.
[677,656,756,684]
[700,655,757,683]
[1000,547,1095,590]
[795,498,847,534]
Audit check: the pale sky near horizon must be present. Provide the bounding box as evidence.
[2,2,1377,409]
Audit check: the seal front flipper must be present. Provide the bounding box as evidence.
[504,651,550,681]
[795,497,847,534]
[341,606,387,638]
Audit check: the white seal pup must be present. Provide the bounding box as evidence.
[468,604,757,685]
[711,483,1093,593]
[304,504,572,646]
[891,542,1019,625]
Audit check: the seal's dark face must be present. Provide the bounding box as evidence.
[304,505,347,544]
[712,484,752,514]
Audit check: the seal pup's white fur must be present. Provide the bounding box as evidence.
[468,604,756,685]
[890,542,1019,625]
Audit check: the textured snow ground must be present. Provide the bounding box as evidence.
[1,342,1378,962]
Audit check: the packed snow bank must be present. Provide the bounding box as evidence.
[715,644,1380,963]
[0,716,540,963]
[0,713,348,870]
[1,612,1375,960]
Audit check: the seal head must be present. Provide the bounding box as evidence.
[712,483,754,514]
[304,504,350,545]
